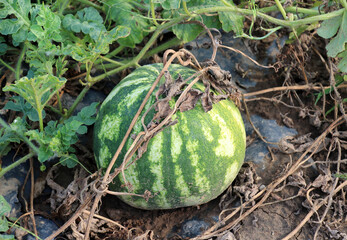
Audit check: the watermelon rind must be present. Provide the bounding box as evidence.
[93,63,246,210]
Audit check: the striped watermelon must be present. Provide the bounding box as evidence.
[93,64,246,210]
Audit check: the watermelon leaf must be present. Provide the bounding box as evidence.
[4,96,44,122]
[3,75,66,118]
[105,0,150,48]
[63,7,105,41]
[0,117,26,157]
[0,196,11,234]
[24,103,97,165]
[0,0,31,42]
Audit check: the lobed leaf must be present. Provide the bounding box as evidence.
[60,154,78,168]
[3,75,66,115]
[0,0,31,46]
[24,103,97,165]
[317,15,342,39]
[4,96,44,122]
[158,0,181,10]
[320,10,347,58]
[62,7,105,41]
[337,50,347,73]
[218,11,244,35]
[0,195,11,216]
[0,0,31,23]
[105,0,149,48]
[172,21,203,42]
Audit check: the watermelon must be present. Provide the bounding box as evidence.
[93,64,246,210]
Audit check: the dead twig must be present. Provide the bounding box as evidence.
[29,158,38,240]
[328,59,347,126]
[281,180,347,240]
[46,196,93,240]
[242,94,278,145]
[313,138,342,240]
[244,84,347,97]
[82,210,128,231]
[219,44,278,71]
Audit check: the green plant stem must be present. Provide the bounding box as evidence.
[341,0,347,8]
[0,117,40,154]
[274,0,287,19]
[56,92,63,113]
[75,0,103,11]
[15,44,27,81]
[143,37,183,59]
[81,46,125,70]
[96,37,183,70]
[220,0,233,7]
[182,0,192,16]
[46,105,63,116]
[106,45,125,58]
[0,58,15,72]
[36,105,44,132]
[9,221,43,240]
[99,56,124,66]
[150,0,159,25]
[58,0,70,15]
[0,152,35,179]
[194,6,345,28]
[260,6,320,15]
[65,85,90,119]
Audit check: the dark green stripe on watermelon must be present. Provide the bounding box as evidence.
[93,64,246,210]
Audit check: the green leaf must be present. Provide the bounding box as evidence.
[0,19,23,35]
[172,21,203,42]
[3,75,66,116]
[12,28,28,45]
[0,234,16,240]
[30,5,62,41]
[337,50,347,73]
[0,218,9,232]
[0,196,11,233]
[62,7,105,41]
[0,0,31,45]
[218,11,244,35]
[4,96,44,122]
[60,154,78,168]
[0,0,31,23]
[91,25,131,55]
[0,37,8,55]
[324,10,347,57]
[38,145,54,162]
[0,196,11,217]
[71,102,98,126]
[158,0,181,9]
[105,0,149,48]
[314,75,344,104]
[317,15,342,39]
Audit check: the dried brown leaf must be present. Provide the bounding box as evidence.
[279,135,330,154]
[287,170,307,188]
[178,89,203,112]
[312,174,332,193]
[153,99,172,122]
[216,231,237,240]
[156,72,186,100]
